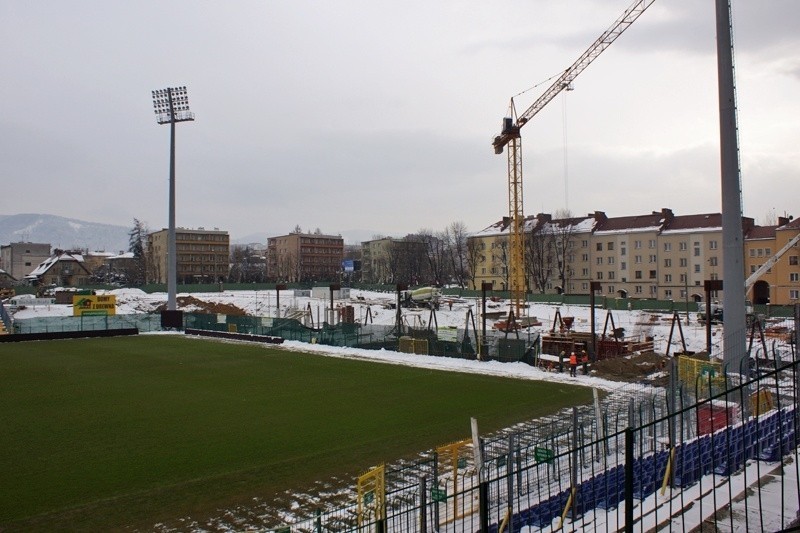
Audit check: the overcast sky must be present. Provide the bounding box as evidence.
[2,1,798,243]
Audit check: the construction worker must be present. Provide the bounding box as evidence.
[569,351,578,377]
[581,350,590,375]
[558,350,565,373]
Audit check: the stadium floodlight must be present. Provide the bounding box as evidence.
[151,86,195,313]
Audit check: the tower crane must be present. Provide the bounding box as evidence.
[493,0,656,318]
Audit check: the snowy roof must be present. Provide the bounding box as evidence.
[471,214,596,238]
[778,217,800,231]
[25,252,85,279]
[109,252,135,260]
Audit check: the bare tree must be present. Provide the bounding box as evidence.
[418,229,448,286]
[466,238,482,289]
[552,209,576,293]
[446,221,469,288]
[229,245,266,283]
[525,217,556,294]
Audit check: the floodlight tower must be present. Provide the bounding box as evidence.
[151,86,194,311]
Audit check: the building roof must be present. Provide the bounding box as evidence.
[746,225,778,240]
[25,252,86,279]
[778,217,800,231]
[662,213,721,233]
[594,211,667,235]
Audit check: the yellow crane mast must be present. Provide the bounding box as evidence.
[492,0,656,318]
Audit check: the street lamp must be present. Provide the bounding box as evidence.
[151,86,195,312]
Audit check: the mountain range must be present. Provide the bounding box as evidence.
[0,214,375,252]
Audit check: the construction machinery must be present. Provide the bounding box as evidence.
[492,0,656,319]
[745,231,800,292]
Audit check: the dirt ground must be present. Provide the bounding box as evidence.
[590,351,697,387]
[154,295,248,316]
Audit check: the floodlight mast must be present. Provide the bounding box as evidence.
[151,86,195,312]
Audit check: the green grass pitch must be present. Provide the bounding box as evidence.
[0,335,592,530]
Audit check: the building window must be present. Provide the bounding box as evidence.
[749,249,756,258]
[597,272,603,280]
[608,242,614,251]
[791,290,799,300]
[621,261,627,270]
[694,247,700,257]
[709,257,718,267]
[635,255,642,264]
[757,249,763,257]
[649,255,657,263]
[607,285,615,293]
[649,270,657,279]
[635,285,643,294]
[680,258,688,267]
[710,240,718,250]
[596,243,603,251]
[581,253,589,262]
[664,258,672,267]
[608,271,615,280]
[664,289,673,299]
[582,268,589,276]
[582,240,588,248]
[634,240,642,249]
[649,239,656,249]
[621,246,626,256]
[679,242,687,251]
[635,270,642,279]
[664,242,672,252]
[694,264,701,273]
[664,274,672,283]
[608,256,615,265]
[790,256,799,266]
[791,273,800,282]
[750,265,757,273]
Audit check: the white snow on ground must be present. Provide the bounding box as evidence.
[11,287,752,354]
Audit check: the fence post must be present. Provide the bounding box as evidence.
[315,508,321,532]
[478,479,490,533]
[571,406,579,523]
[419,476,427,533]
[506,434,514,529]
[625,427,634,533]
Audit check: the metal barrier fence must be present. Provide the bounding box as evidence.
[264,351,799,532]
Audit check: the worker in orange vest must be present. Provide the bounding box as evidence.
[569,351,578,377]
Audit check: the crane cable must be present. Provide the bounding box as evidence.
[507,69,568,118]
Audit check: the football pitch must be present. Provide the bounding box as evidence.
[0,335,592,530]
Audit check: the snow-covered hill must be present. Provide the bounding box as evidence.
[0,213,130,252]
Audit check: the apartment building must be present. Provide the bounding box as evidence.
[468,208,800,304]
[0,242,51,281]
[745,217,800,305]
[590,210,668,300]
[267,231,343,283]
[148,228,230,284]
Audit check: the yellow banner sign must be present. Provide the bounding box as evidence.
[73,295,117,316]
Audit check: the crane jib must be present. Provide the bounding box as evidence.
[491,0,656,151]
